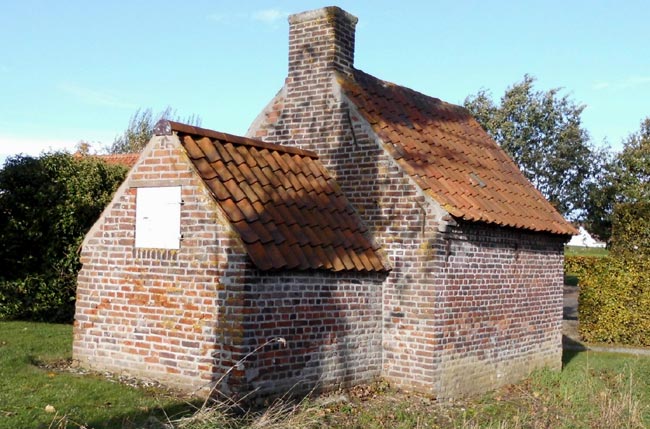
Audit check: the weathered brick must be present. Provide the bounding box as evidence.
[74,6,566,401]
[247,6,565,399]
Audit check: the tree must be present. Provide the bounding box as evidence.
[610,201,650,259]
[108,107,201,153]
[585,117,650,240]
[464,75,606,220]
[610,117,650,203]
[0,153,128,321]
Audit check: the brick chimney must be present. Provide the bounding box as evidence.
[287,6,358,84]
[249,7,361,162]
[249,5,381,251]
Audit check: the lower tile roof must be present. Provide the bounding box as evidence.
[101,153,139,168]
[339,70,576,236]
[73,152,140,168]
[165,121,387,272]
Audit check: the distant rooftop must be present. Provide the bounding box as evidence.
[74,152,139,168]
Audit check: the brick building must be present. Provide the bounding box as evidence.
[73,6,575,399]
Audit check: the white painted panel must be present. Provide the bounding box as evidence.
[135,186,181,249]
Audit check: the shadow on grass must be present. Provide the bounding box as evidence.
[564,274,579,286]
[562,343,586,368]
[563,306,578,321]
[81,401,201,429]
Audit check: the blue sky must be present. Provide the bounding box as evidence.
[1,0,648,164]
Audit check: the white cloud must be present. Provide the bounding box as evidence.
[592,81,610,90]
[0,134,78,166]
[252,9,288,24]
[205,9,288,26]
[58,82,136,109]
[593,76,650,91]
[624,76,650,87]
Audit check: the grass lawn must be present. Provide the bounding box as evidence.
[0,321,196,429]
[564,246,609,258]
[269,350,650,428]
[3,321,650,428]
[564,246,609,286]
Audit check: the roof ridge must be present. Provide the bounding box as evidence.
[74,152,139,167]
[348,69,470,115]
[160,120,319,159]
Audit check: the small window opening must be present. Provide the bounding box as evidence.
[135,186,181,249]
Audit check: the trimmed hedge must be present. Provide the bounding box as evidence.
[564,255,602,276]
[0,153,127,322]
[567,255,650,346]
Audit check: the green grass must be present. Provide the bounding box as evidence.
[564,246,609,285]
[172,351,650,428]
[564,273,579,286]
[564,246,609,257]
[0,321,196,429]
[457,350,650,428]
[4,321,650,428]
[306,351,650,428]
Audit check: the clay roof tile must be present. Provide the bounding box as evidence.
[182,136,204,160]
[196,137,221,163]
[87,153,139,168]
[339,70,576,236]
[174,122,389,272]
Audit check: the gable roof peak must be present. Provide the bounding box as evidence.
[337,69,576,236]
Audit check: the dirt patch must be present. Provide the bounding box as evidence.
[563,285,578,320]
[562,284,584,348]
[33,358,188,395]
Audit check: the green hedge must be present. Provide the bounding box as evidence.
[567,255,650,346]
[564,255,602,276]
[0,153,127,322]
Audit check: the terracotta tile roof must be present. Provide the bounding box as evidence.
[168,121,387,272]
[98,153,139,167]
[75,152,139,168]
[339,70,576,236]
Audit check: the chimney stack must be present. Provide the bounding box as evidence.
[287,6,358,83]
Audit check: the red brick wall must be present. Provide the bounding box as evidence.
[432,223,564,396]
[73,134,387,398]
[73,136,246,393]
[248,6,566,398]
[380,218,564,396]
[74,6,567,400]
[237,270,385,396]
